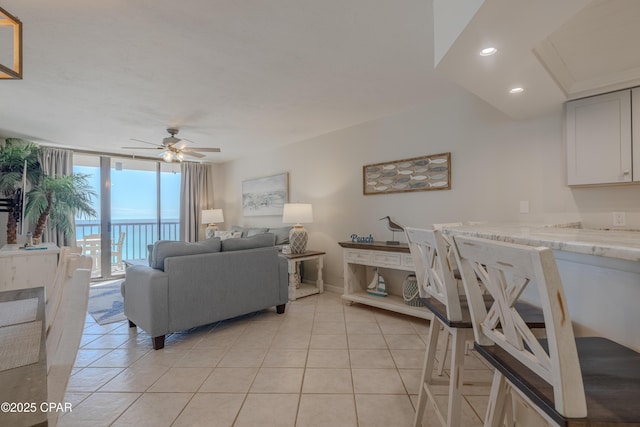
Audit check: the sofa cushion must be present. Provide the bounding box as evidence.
[268,226,292,246]
[214,230,243,240]
[150,238,221,270]
[221,233,276,252]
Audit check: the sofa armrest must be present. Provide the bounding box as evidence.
[123,265,169,338]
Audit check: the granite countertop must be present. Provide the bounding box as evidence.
[440,223,640,262]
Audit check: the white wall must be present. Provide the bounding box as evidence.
[220,86,635,288]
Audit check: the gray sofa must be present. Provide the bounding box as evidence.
[122,233,288,349]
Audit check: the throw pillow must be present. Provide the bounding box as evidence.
[230,225,246,236]
[268,226,292,246]
[221,232,276,252]
[213,230,243,240]
[150,238,222,270]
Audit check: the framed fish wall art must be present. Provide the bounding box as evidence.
[362,152,451,195]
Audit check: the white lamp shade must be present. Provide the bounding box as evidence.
[202,209,224,225]
[282,203,313,224]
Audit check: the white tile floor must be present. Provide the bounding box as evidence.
[60,292,492,427]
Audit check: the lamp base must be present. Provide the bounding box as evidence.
[205,224,218,239]
[289,226,308,254]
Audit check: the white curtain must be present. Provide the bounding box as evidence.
[38,147,74,246]
[180,162,213,242]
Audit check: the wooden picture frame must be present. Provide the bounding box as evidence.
[363,152,451,195]
[242,172,289,216]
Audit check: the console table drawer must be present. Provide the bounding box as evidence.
[373,252,402,267]
[402,254,415,269]
[346,250,372,264]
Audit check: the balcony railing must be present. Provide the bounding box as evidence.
[75,220,179,276]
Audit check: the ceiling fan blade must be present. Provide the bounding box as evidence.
[185,147,221,152]
[182,151,206,158]
[129,138,162,147]
[121,146,162,150]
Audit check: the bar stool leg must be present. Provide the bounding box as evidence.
[413,319,442,427]
[446,329,467,427]
[485,370,510,427]
[436,328,449,376]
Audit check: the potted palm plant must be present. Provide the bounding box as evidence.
[0,139,42,244]
[26,173,97,243]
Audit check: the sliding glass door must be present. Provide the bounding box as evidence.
[74,154,181,279]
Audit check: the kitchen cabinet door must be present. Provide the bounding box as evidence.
[565,90,631,185]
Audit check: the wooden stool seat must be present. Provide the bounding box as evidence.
[477,337,640,426]
[420,295,545,329]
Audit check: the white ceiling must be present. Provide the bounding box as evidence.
[433,0,640,119]
[1,0,639,162]
[0,0,456,163]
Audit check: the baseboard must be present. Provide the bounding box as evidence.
[323,283,342,294]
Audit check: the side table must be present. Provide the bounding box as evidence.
[279,250,326,301]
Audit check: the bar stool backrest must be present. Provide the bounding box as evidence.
[452,235,587,418]
[405,227,462,322]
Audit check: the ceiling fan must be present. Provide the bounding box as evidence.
[122,128,221,162]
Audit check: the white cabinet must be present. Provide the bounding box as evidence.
[338,241,432,320]
[565,89,632,185]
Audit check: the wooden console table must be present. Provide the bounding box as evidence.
[338,241,432,320]
[279,250,325,301]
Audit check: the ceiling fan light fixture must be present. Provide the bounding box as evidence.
[0,6,23,80]
[162,151,173,162]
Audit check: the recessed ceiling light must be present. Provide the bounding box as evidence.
[509,87,524,94]
[479,47,497,56]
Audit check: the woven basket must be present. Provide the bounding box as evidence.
[402,274,423,307]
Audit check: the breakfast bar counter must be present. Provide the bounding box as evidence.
[440,223,640,352]
[441,223,640,262]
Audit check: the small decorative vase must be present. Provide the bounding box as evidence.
[32,236,41,246]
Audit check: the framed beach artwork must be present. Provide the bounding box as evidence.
[363,152,451,195]
[242,172,289,216]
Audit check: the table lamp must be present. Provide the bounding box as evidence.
[202,209,224,239]
[282,203,313,254]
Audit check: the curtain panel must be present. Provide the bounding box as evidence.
[38,147,74,246]
[180,162,213,242]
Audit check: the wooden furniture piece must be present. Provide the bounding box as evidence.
[453,234,640,427]
[442,223,640,352]
[0,286,48,427]
[279,250,325,301]
[0,243,59,291]
[405,227,472,427]
[46,249,92,427]
[339,241,432,320]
